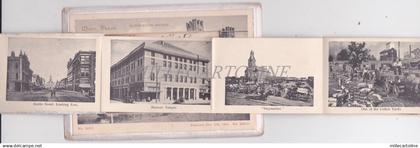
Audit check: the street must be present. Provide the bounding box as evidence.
[6,89,94,102]
[226,92,313,106]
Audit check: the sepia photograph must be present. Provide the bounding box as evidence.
[328,40,420,108]
[0,34,102,113]
[109,39,211,105]
[6,37,97,103]
[212,38,323,113]
[225,50,314,106]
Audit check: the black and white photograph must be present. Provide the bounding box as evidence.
[77,113,251,124]
[212,38,323,113]
[6,37,97,103]
[109,39,211,105]
[328,40,420,108]
[225,50,314,106]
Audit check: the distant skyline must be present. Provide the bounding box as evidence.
[329,41,420,60]
[8,37,96,82]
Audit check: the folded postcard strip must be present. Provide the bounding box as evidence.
[61,3,264,140]
[64,113,263,140]
[0,33,103,113]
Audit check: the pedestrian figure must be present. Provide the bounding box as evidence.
[362,67,369,82]
[50,87,56,98]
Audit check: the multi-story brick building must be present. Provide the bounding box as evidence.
[67,51,96,95]
[110,41,210,103]
[7,51,33,92]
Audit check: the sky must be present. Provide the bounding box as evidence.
[213,39,322,78]
[8,37,96,82]
[111,39,211,65]
[329,41,420,59]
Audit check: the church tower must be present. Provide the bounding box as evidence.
[248,50,256,68]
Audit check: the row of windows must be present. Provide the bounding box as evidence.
[163,74,206,84]
[112,58,145,79]
[154,51,205,66]
[111,72,144,86]
[161,60,207,73]
[111,72,207,86]
[111,54,208,79]
[163,54,203,65]
[80,55,91,64]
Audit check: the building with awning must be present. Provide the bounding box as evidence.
[110,41,210,104]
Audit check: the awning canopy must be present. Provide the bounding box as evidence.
[79,83,91,88]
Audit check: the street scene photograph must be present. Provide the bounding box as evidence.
[328,41,420,107]
[225,50,314,106]
[110,39,211,105]
[77,113,250,124]
[6,37,97,102]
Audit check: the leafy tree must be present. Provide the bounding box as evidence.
[329,55,334,62]
[336,49,350,61]
[347,42,371,79]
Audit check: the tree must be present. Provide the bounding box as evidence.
[336,49,350,61]
[347,42,371,79]
[329,55,334,62]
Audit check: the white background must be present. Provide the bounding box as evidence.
[2,0,420,143]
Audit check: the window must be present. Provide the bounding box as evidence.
[163,55,167,59]
[175,75,179,82]
[168,61,172,68]
[168,56,172,60]
[194,60,197,64]
[193,66,196,71]
[175,63,178,69]
[202,78,205,84]
[190,77,193,83]
[81,67,90,77]
[16,73,18,79]
[151,58,155,65]
[151,72,155,81]
[151,52,155,57]
[184,64,187,70]
[202,67,206,73]
[15,63,18,69]
[81,55,90,64]
[180,76,183,82]
[180,64,182,69]
[194,77,197,83]
[189,65,192,71]
[163,61,167,67]
[164,74,167,82]
[190,89,194,99]
[169,74,172,82]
